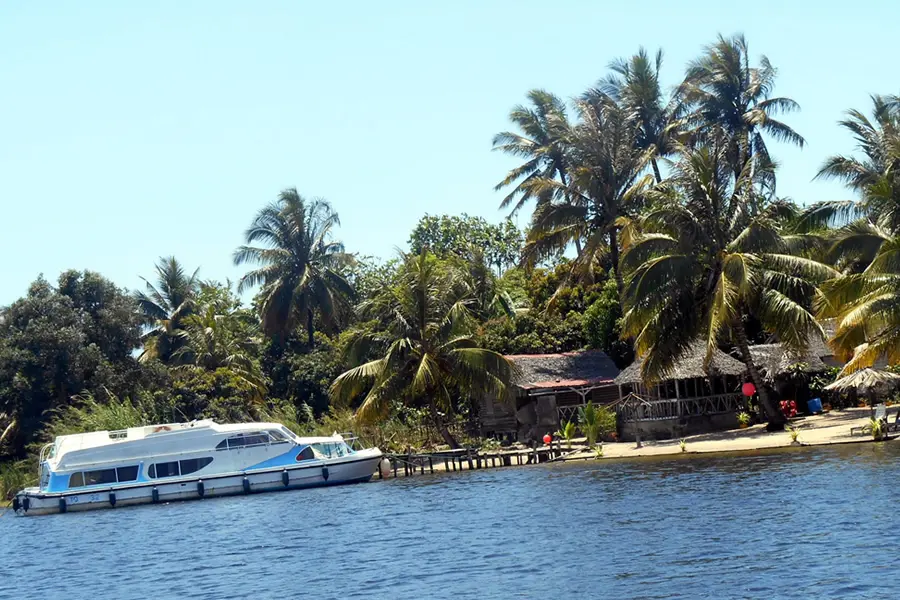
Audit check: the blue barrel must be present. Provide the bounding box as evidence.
[808,398,823,414]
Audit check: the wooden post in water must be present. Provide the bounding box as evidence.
[443,457,448,472]
[429,457,434,474]
[393,459,398,478]
[466,451,474,470]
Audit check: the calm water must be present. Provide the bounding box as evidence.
[3,444,897,599]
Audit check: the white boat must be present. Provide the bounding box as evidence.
[12,419,383,516]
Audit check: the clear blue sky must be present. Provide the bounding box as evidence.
[1,1,894,305]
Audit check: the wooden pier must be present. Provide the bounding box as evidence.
[377,444,582,479]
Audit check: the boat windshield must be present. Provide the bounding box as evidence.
[310,441,354,459]
[278,426,300,442]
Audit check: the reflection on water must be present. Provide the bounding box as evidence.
[2,443,892,600]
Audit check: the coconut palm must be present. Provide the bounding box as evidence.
[681,34,805,190]
[136,256,200,363]
[800,95,900,271]
[595,47,683,183]
[492,90,574,216]
[620,141,834,427]
[172,305,266,396]
[234,189,355,347]
[522,96,654,293]
[329,250,516,448]
[803,96,900,371]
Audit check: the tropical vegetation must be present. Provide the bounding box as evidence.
[1,32,898,499]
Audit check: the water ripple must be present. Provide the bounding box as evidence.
[1,443,890,600]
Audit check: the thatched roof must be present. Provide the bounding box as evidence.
[614,342,746,385]
[749,342,828,380]
[505,350,620,390]
[824,368,900,393]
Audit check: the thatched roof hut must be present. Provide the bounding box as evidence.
[615,343,746,385]
[508,350,620,391]
[749,341,829,381]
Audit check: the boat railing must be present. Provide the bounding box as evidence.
[335,432,363,450]
[38,443,53,465]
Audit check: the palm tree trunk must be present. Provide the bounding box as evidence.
[306,308,315,348]
[733,318,786,429]
[608,228,624,295]
[651,158,663,184]
[428,398,460,449]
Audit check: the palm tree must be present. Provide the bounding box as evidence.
[681,34,805,189]
[620,141,834,427]
[492,90,574,216]
[522,96,654,294]
[329,250,516,448]
[136,256,199,363]
[172,305,266,396]
[234,189,355,347]
[810,95,900,370]
[595,47,683,183]
[800,95,900,270]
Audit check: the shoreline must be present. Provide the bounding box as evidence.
[378,407,884,477]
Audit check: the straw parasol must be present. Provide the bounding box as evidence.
[824,368,900,394]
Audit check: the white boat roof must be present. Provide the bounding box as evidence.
[50,420,346,467]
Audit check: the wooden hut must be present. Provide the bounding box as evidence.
[613,343,748,440]
[748,336,838,411]
[478,350,620,442]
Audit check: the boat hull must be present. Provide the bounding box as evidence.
[15,450,382,516]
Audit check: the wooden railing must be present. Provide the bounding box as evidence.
[614,393,744,422]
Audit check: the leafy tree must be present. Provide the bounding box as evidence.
[479,311,585,355]
[169,367,263,424]
[583,276,634,368]
[234,188,355,347]
[330,251,515,448]
[172,304,266,396]
[0,272,144,456]
[345,255,401,304]
[408,214,523,275]
[260,331,346,417]
[135,256,200,363]
[620,141,834,427]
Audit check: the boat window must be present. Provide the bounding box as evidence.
[116,466,139,482]
[83,469,117,486]
[69,472,84,488]
[279,426,298,441]
[296,446,315,461]
[311,442,353,458]
[151,461,180,478]
[216,432,270,450]
[179,457,213,475]
[268,429,288,442]
[242,433,269,447]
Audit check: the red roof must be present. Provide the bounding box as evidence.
[524,377,616,390]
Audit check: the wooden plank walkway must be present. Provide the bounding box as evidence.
[377,444,585,479]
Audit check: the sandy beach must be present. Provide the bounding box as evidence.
[563,407,883,461]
